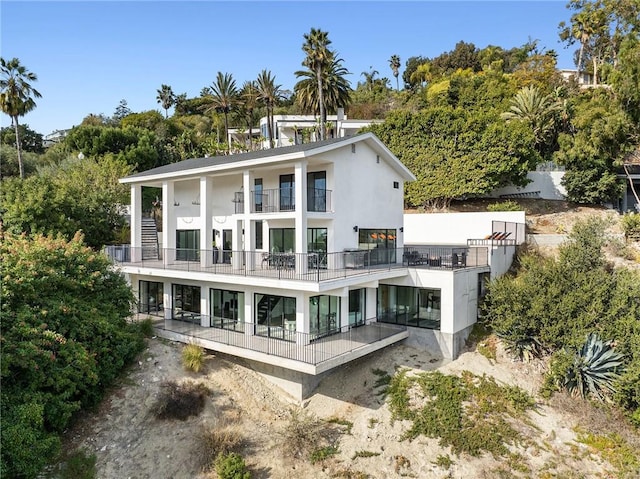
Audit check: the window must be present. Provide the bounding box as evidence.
[307,171,327,212]
[279,174,294,211]
[254,178,263,212]
[211,289,245,332]
[309,295,340,337]
[377,285,441,330]
[255,294,296,340]
[172,284,201,323]
[358,229,397,265]
[307,228,327,253]
[393,181,399,189]
[255,220,263,249]
[269,228,294,253]
[139,280,163,315]
[349,288,366,327]
[176,230,200,261]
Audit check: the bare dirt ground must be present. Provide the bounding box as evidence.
[61,200,639,478]
[62,337,637,479]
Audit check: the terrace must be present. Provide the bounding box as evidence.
[105,246,489,282]
[140,314,408,375]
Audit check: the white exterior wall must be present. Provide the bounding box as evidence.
[332,143,406,252]
[488,171,566,201]
[403,211,525,245]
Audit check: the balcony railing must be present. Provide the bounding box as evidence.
[142,314,407,366]
[233,187,332,214]
[105,245,489,282]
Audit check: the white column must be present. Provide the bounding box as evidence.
[244,290,254,336]
[295,291,310,346]
[163,280,172,320]
[130,184,142,262]
[339,289,349,329]
[200,176,213,267]
[200,286,209,327]
[232,218,243,269]
[243,171,255,270]
[294,161,308,275]
[366,287,378,323]
[162,181,176,263]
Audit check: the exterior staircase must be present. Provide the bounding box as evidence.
[141,216,160,260]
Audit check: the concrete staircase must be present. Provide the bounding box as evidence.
[141,216,159,260]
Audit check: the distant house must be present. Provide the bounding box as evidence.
[106,133,522,400]
[43,129,70,148]
[619,149,640,213]
[228,108,383,150]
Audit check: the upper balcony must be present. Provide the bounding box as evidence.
[234,187,332,214]
[105,245,489,283]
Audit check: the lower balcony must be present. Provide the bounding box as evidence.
[105,246,488,283]
[140,314,408,375]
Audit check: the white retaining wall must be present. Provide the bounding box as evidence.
[403,211,526,245]
[489,171,566,200]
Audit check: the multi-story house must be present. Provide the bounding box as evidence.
[109,133,519,399]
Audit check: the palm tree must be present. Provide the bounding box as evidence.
[361,67,379,92]
[300,28,333,140]
[206,72,238,152]
[295,56,351,122]
[0,57,42,179]
[501,85,562,155]
[239,81,260,150]
[256,69,283,149]
[156,84,175,119]
[389,54,401,90]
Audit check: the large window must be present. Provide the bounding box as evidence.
[269,228,295,253]
[254,294,296,340]
[254,178,263,212]
[309,295,340,337]
[377,285,441,330]
[307,171,326,212]
[349,288,366,327]
[176,229,200,261]
[279,174,295,211]
[255,220,263,249]
[172,284,201,323]
[210,289,244,332]
[139,280,163,315]
[358,229,397,265]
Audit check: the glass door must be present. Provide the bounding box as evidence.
[348,289,365,327]
[279,174,294,211]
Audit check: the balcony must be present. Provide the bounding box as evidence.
[139,313,408,374]
[105,246,489,283]
[234,187,332,214]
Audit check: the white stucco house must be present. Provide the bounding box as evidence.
[228,108,383,150]
[108,133,522,399]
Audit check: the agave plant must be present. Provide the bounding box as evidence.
[563,333,624,401]
[503,336,547,362]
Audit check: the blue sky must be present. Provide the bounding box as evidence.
[1,1,577,136]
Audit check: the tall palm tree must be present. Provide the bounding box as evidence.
[389,54,401,90]
[156,84,175,119]
[256,69,283,149]
[361,67,379,92]
[206,72,238,152]
[501,85,562,155]
[295,56,351,121]
[0,57,42,179]
[300,28,333,140]
[239,81,260,150]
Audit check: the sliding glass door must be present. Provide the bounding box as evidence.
[309,295,340,338]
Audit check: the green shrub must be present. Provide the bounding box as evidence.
[433,454,454,468]
[310,445,339,464]
[214,452,251,479]
[152,380,209,420]
[279,408,325,459]
[182,343,205,372]
[352,450,380,459]
[487,200,521,212]
[137,317,155,338]
[621,212,640,239]
[54,449,97,479]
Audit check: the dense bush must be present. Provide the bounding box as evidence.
[0,233,145,478]
[181,343,205,372]
[152,380,210,420]
[214,452,251,479]
[485,218,640,419]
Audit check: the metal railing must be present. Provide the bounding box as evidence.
[146,314,407,366]
[105,245,489,281]
[233,187,332,214]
